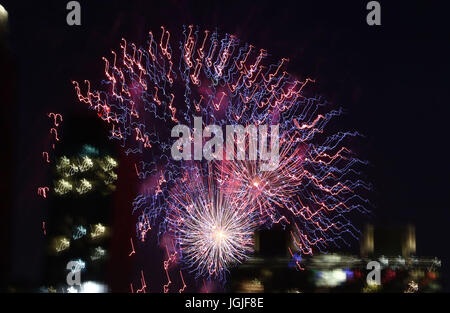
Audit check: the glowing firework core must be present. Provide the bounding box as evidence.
[212,227,227,244]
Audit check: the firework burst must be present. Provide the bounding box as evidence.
[167,166,257,279]
[217,135,306,225]
[72,24,371,287]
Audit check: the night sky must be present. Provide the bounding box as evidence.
[1,0,449,291]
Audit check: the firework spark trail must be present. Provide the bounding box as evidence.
[37,113,64,240]
[72,25,322,168]
[72,25,371,284]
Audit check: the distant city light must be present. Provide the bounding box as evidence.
[316,269,347,287]
[80,281,108,293]
[54,179,73,195]
[76,178,92,194]
[91,246,106,261]
[90,223,106,239]
[53,153,118,197]
[54,237,70,253]
[0,5,8,23]
[73,225,87,240]
[66,281,108,293]
[69,259,86,273]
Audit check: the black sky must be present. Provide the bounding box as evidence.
[1,0,449,291]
